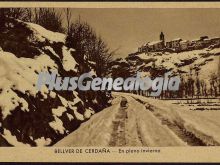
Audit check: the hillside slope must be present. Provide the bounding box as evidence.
[0,18,110,146]
[109,47,220,97]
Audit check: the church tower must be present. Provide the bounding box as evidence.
[160,32,165,47]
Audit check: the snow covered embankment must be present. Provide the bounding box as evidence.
[55,97,121,147]
[0,19,109,146]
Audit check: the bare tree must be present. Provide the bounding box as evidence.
[66,19,114,76]
[0,8,32,32]
[0,8,32,21]
[64,8,72,34]
[33,8,64,33]
[26,8,32,22]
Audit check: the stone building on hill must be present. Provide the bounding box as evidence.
[138,32,220,54]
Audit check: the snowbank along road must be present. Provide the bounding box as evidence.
[55,92,220,147]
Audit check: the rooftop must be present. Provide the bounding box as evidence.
[180,40,189,43]
[171,38,182,41]
[211,37,220,40]
[148,40,162,46]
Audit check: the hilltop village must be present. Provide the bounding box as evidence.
[137,32,220,54]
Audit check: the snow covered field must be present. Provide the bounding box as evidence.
[164,98,220,111]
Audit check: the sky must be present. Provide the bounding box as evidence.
[64,8,220,59]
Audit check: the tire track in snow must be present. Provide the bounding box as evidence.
[112,94,186,146]
[135,115,145,146]
[134,97,207,146]
[108,99,146,146]
[153,113,206,146]
[109,107,127,146]
[125,108,145,146]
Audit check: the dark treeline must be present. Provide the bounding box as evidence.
[177,70,220,98]
[0,8,114,76]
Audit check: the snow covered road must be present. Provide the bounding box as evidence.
[110,94,186,147]
[55,92,220,147]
